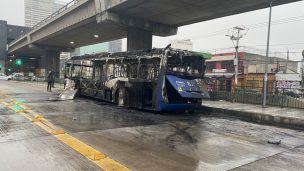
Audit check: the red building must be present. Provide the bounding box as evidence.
[204,51,298,92]
[205,52,245,92]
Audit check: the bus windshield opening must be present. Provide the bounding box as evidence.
[166,55,205,79]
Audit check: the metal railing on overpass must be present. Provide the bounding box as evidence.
[9,0,79,46]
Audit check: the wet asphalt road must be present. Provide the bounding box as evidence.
[1,80,304,171]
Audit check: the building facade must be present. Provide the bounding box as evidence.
[170,39,193,51]
[25,0,65,27]
[0,20,31,73]
[205,52,299,92]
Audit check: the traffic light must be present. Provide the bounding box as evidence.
[0,64,2,71]
[15,59,22,66]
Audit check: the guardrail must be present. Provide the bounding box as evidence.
[9,0,78,46]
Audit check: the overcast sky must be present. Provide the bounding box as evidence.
[150,0,304,61]
[0,0,303,60]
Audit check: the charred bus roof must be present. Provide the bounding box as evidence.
[67,48,212,63]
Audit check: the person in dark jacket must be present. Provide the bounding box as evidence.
[51,71,56,88]
[47,72,53,92]
[63,75,67,89]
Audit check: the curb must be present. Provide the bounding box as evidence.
[202,106,304,130]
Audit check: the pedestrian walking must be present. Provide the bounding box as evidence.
[51,71,55,88]
[47,72,53,92]
[64,75,67,89]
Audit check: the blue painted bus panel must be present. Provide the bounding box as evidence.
[166,75,204,98]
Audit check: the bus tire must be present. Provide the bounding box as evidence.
[187,109,195,114]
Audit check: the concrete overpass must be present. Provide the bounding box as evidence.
[8,0,302,76]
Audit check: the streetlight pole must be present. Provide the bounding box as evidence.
[263,0,273,108]
[302,50,304,88]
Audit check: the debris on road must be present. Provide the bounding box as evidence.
[59,79,78,100]
[267,140,282,145]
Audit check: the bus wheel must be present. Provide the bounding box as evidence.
[115,88,125,106]
[187,109,195,114]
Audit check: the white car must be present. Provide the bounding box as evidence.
[0,73,12,80]
[12,73,25,81]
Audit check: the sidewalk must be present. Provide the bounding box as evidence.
[13,80,63,88]
[202,100,304,130]
[10,80,63,94]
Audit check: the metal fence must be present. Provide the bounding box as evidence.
[208,85,304,109]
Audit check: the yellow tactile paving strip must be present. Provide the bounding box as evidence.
[0,92,131,171]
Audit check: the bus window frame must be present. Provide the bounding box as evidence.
[166,55,205,79]
[92,56,161,81]
[138,57,161,80]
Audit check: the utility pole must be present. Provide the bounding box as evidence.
[226,26,246,89]
[263,0,273,108]
[285,49,289,74]
[302,50,304,88]
[276,60,279,73]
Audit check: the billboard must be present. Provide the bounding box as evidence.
[275,74,301,89]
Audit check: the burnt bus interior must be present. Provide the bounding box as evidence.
[65,50,163,109]
[92,56,161,109]
[65,49,208,111]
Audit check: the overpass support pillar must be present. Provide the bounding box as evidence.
[39,50,60,77]
[127,28,152,51]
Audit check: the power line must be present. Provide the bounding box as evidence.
[246,15,304,29]
[242,42,304,47]
[240,59,303,62]
[201,46,303,53]
[185,14,304,40]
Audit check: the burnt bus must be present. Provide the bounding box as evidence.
[65,48,210,112]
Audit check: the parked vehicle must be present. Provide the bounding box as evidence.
[65,47,211,112]
[12,73,25,81]
[0,73,12,80]
[284,89,304,98]
[31,76,46,82]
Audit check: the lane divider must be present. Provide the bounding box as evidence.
[0,93,131,171]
